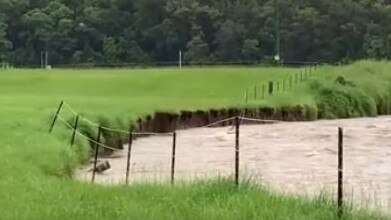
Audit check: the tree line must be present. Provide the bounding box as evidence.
[0,0,390,67]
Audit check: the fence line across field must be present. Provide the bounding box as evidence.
[62,101,238,134]
[49,101,346,215]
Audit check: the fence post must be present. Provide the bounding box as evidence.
[125,131,133,185]
[171,132,177,185]
[253,86,257,100]
[70,115,79,146]
[268,81,273,95]
[91,126,102,183]
[48,100,64,133]
[338,127,344,217]
[235,116,240,186]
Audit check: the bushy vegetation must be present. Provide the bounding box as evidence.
[309,62,391,119]
[0,61,390,219]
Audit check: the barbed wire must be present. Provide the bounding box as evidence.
[62,101,176,135]
[59,101,288,143]
[239,116,283,124]
[57,115,120,151]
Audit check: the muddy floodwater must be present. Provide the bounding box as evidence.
[76,116,391,214]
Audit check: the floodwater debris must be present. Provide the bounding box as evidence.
[89,160,111,173]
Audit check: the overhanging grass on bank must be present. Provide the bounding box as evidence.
[0,61,390,219]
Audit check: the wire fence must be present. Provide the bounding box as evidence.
[244,63,320,103]
[48,98,391,215]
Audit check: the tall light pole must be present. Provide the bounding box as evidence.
[274,0,281,65]
[179,0,184,69]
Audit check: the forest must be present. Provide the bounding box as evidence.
[0,0,390,66]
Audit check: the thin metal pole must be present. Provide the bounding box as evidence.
[40,51,44,69]
[48,100,64,133]
[235,116,240,186]
[171,132,177,185]
[45,51,48,69]
[125,131,133,185]
[179,50,182,69]
[275,0,281,64]
[91,126,102,183]
[338,127,344,217]
[70,115,79,146]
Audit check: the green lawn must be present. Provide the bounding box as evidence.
[0,61,389,219]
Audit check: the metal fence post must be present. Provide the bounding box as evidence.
[338,127,344,217]
[70,115,79,146]
[91,126,102,183]
[48,100,64,133]
[125,131,133,185]
[171,132,177,185]
[235,116,240,186]
[268,82,273,95]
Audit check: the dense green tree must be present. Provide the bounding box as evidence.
[0,0,390,66]
[184,26,209,63]
[213,20,244,61]
[0,14,12,62]
[242,39,260,61]
[102,36,118,63]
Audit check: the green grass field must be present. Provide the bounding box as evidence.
[0,61,390,219]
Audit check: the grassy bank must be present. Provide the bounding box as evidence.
[0,61,390,219]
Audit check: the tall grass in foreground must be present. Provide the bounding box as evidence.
[0,61,390,219]
[0,177,388,220]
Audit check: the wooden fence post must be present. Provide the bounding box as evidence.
[48,100,64,133]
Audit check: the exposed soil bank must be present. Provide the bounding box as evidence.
[134,105,314,133]
[77,116,391,214]
[96,105,315,152]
